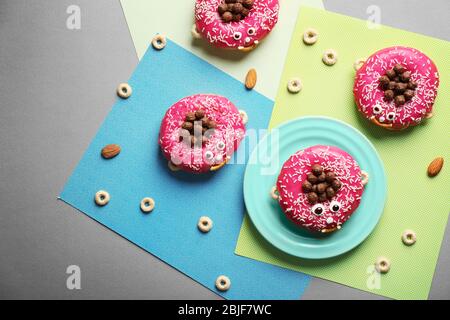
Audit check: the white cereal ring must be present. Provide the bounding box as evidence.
[191,24,202,39]
[168,160,180,172]
[303,28,318,45]
[117,83,132,99]
[152,34,167,50]
[287,78,303,93]
[215,275,231,291]
[239,110,248,125]
[270,186,279,200]
[375,256,391,273]
[361,171,369,186]
[194,0,279,51]
[323,49,338,66]
[140,197,155,213]
[402,230,417,246]
[353,58,366,71]
[198,216,213,233]
[95,190,110,206]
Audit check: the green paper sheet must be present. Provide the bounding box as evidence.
[235,7,450,300]
[120,0,323,99]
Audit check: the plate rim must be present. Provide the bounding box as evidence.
[243,115,387,259]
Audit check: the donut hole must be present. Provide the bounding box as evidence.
[100,195,105,201]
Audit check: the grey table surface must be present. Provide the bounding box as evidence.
[0,0,448,300]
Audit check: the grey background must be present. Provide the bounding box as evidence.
[0,0,448,300]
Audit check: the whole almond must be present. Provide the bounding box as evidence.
[427,157,444,177]
[245,68,257,90]
[101,144,121,159]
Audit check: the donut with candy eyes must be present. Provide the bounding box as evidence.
[354,46,439,130]
[194,0,279,51]
[275,145,367,234]
[158,94,246,173]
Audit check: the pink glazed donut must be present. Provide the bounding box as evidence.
[354,46,439,130]
[194,0,279,51]
[275,145,367,234]
[159,94,246,173]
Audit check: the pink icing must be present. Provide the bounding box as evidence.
[354,46,439,130]
[276,145,365,233]
[159,94,246,173]
[194,0,279,50]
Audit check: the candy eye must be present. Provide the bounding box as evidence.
[205,151,214,160]
[233,32,242,41]
[216,141,226,151]
[247,27,256,36]
[373,105,383,115]
[329,201,341,213]
[386,112,396,121]
[311,204,325,216]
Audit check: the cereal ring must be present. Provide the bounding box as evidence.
[361,171,369,186]
[402,230,417,246]
[287,78,302,93]
[239,110,248,125]
[95,190,110,206]
[140,197,155,213]
[353,58,366,71]
[215,275,231,291]
[323,49,338,66]
[191,24,202,39]
[198,216,213,233]
[194,0,279,51]
[353,47,439,131]
[270,186,279,200]
[152,34,166,50]
[117,83,132,99]
[303,28,318,45]
[168,160,180,172]
[375,256,391,273]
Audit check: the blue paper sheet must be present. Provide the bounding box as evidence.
[60,39,311,299]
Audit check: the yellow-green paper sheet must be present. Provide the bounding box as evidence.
[235,7,450,300]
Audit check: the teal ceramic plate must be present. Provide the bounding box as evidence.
[243,116,386,259]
